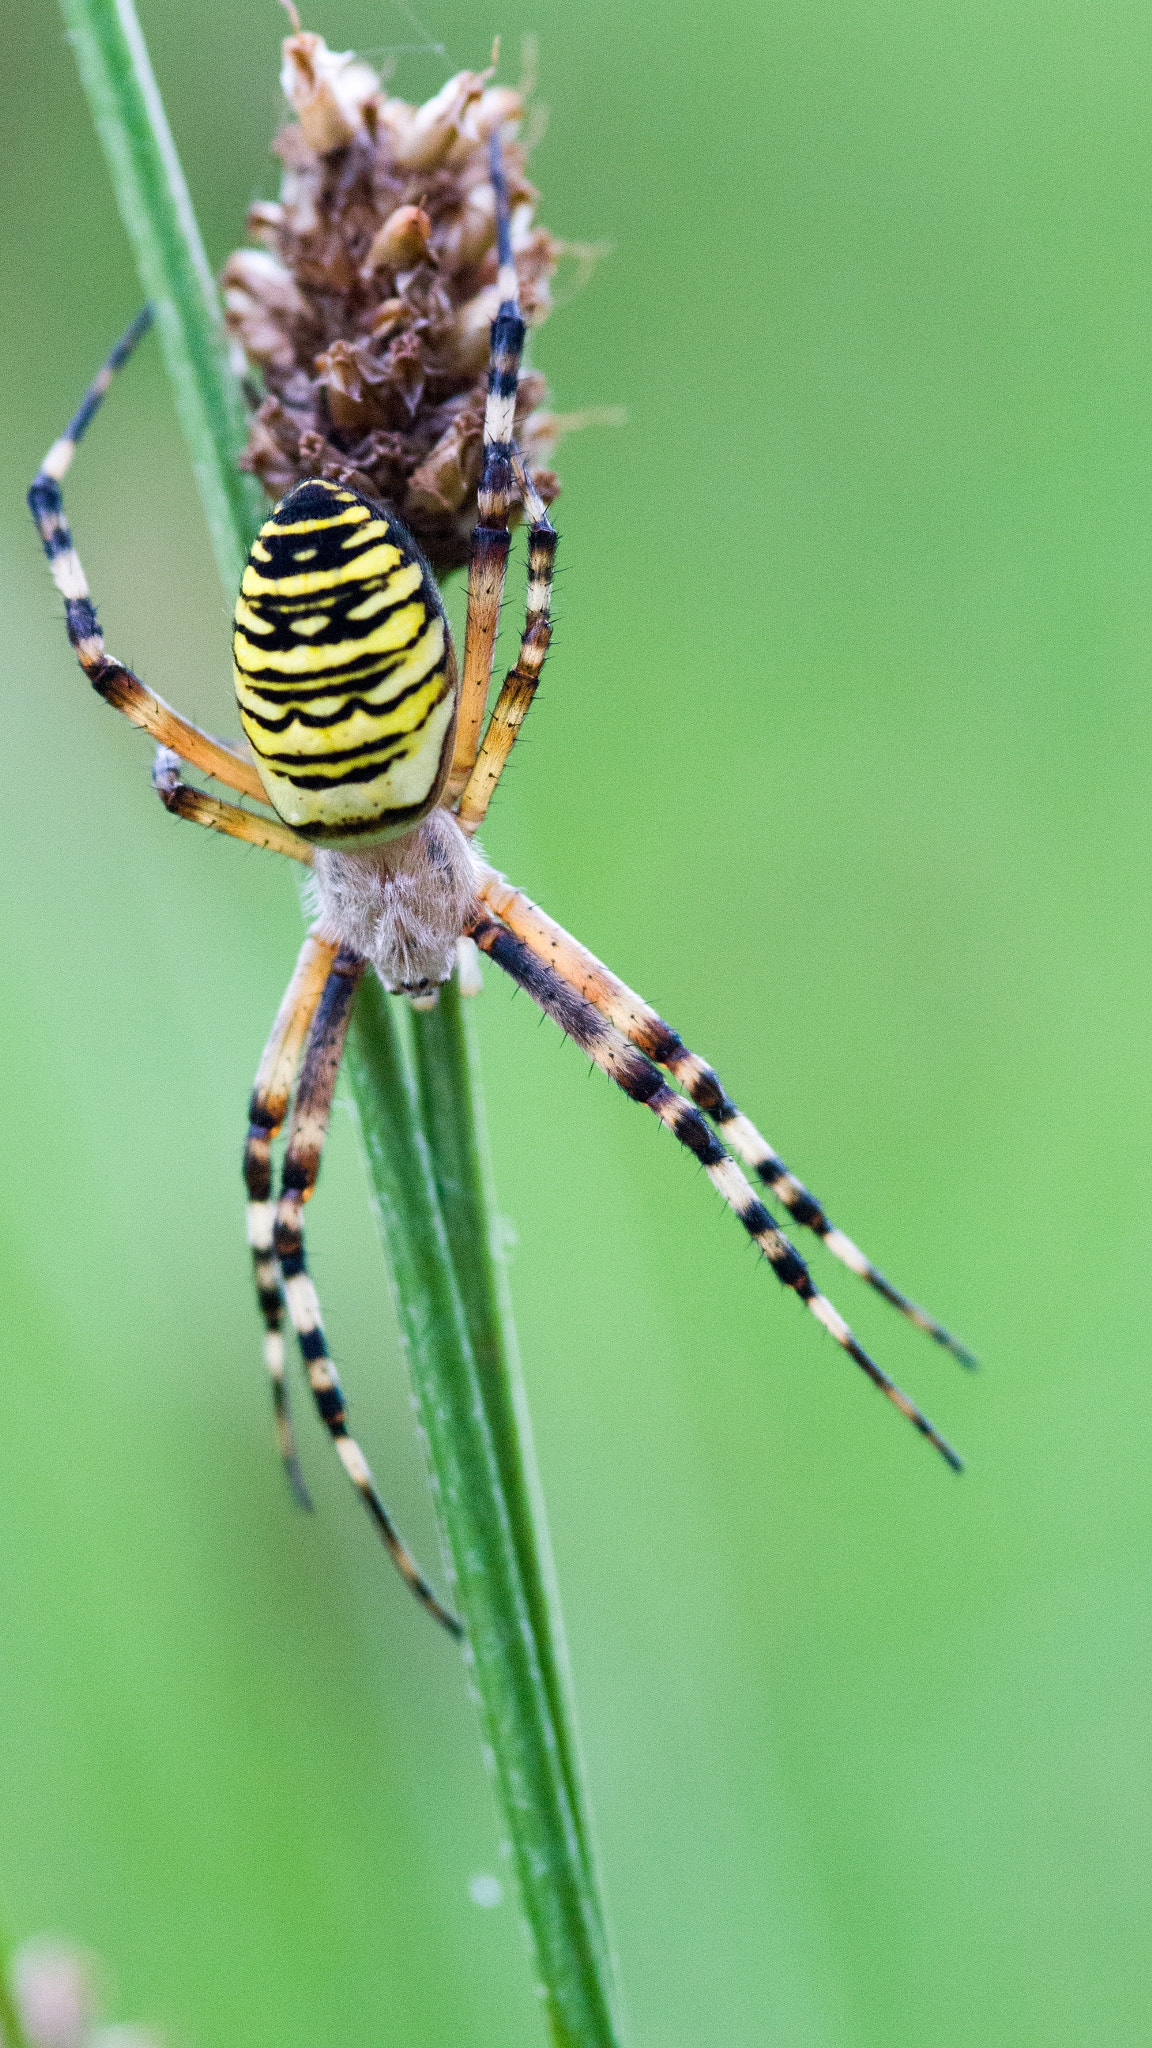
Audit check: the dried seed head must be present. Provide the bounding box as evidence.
[226,24,567,572]
[280,27,380,153]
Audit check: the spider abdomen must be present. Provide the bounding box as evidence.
[233,479,458,845]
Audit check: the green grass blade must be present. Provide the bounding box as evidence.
[410,976,600,1895]
[60,6,624,2042]
[59,0,264,588]
[346,983,622,2047]
[0,1933,29,2048]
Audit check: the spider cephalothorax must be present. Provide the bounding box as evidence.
[29,36,972,1643]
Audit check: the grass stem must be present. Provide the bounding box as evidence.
[59,0,263,591]
[348,982,621,2045]
[0,1932,29,2048]
[410,978,601,1896]
[60,4,623,2041]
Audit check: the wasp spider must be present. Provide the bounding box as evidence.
[29,140,972,1640]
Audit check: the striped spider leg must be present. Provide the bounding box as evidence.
[242,926,337,1510]
[450,137,559,834]
[456,455,557,837]
[27,308,270,808]
[471,868,976,1369]
[269,943,462,1638]
[444,129,537,805]
[463,891,965,1470]
[454,701,970,1459]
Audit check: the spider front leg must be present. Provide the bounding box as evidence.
[456,455,557,837]
[464,906,963,1472]
[473,866,975,1368]
[446,133,535,802]
[28,310,266,803]
[273,947,463,1638]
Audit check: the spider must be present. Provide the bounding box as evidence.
[28,136,972,1642]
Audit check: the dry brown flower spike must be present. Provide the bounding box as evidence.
[223,22,564,572]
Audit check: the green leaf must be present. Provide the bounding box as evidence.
[59,4,625,2042]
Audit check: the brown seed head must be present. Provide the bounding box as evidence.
[226,27,565,572]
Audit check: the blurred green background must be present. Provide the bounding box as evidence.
[2,1,1150,2042]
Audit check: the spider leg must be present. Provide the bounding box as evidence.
[446,132,529,800]
[28,309,265,802]
[244,932,338,1507]
[149,752,459,1619]
[472,866,975,1368]
[456,453,557,836]
[274,947,463,1636]
[465,907,963,1472]
[151,748,314,863]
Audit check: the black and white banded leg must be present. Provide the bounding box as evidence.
[456,452,557,836]
[448,130,529,798]
[465,908,963,1471]
[473,867,974,1367]
[273,946,463,1636]
[244,930,338,1507]
[28,310,272,802]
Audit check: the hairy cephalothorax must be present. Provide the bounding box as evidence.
[307,809,480,996]
[29,27,972,1643]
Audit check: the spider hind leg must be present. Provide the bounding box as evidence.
[473,866,975,1369]
[465,906,963,1473]
[244,931,338,1507]
[274,946,463,1637]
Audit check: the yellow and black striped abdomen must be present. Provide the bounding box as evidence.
[233,481,458,844]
